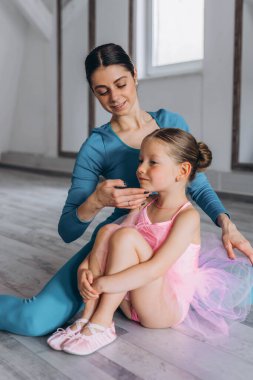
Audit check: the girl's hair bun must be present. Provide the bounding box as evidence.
[197,142,212,171]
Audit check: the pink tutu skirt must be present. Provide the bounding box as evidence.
[94,211,253,339]
[168,234,253,339]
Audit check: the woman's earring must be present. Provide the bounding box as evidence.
[135,80,138,86]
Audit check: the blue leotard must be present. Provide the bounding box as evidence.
[0,109,230,336]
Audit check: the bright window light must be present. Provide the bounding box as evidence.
[153,0,205,66]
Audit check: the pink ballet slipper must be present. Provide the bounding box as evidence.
[47,318,89,351]
[62,321,117,355]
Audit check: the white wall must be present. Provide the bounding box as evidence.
[239,0,253,163]
[0,0,235,163]
[61,0,89,152]
[0,0,57,158]
[202,0,235,171]
[10,24,54,154]
[1,0,252,194]
[95,0,130,127]
[0,0,27,154]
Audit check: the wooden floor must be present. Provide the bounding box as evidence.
[0,167,253,380]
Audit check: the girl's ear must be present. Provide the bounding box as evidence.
[177,162,191,180]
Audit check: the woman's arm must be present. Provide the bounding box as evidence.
[95,209,200,294]
[58,129,150,243]
[187,172,229,225]
[58,133,106,243]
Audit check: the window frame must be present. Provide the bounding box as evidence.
[144,0,204,78]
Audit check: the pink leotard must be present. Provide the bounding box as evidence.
[123,199,253,337]
[128,198,200,324]
[95,198,253,338]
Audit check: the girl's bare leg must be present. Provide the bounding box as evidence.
[70,224,119,330]
[80,227,156,334]
[81,227,182,333]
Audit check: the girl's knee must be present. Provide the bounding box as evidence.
[98,223,118,236]
[110,226,137,244]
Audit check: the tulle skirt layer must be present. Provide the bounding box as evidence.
[167,234,253,339]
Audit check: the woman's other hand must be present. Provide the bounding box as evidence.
[217,214,253,264]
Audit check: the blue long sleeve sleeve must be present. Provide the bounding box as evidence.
[187,173,228,225]
[58,132,107,243]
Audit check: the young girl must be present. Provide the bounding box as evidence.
[47,128,253,354]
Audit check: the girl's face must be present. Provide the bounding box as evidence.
[90,65,137,116]
[136,139,182,192]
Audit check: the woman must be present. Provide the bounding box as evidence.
[0,43,252,336]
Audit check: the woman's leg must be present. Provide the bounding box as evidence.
[0,241,94,336]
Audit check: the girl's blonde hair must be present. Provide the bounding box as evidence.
[144,128,212,181]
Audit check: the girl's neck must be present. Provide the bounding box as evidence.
[154,191,188,211]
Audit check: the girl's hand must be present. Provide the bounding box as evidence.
[77,269,99,301]
[92,277,105,294]
[93,179,149,210]
[218,214,253,264]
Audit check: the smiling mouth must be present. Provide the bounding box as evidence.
[112,101,127,110]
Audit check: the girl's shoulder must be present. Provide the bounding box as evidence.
[174,204,200,227]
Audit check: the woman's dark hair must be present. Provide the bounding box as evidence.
[85,43,135,87]
[144,128,212,181]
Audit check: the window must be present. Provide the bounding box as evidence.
[144,0,205,77]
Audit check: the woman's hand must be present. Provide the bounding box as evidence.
[93,179,150,210]
[77,268,99,301]
[217,214,253,264]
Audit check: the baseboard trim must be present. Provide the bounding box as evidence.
[1,152,252,197]
[216,191,253,203]
[0,163,71,177]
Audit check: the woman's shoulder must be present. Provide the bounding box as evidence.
[79,123,111,149]
[92,122,111,135]
[76,124,110,161]
[149,108,189,132]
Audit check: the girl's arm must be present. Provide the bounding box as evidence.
[96,208,200,294]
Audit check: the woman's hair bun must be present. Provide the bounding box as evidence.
[197,142,212,171]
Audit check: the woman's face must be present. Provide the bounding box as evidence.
[90,65,137,116]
